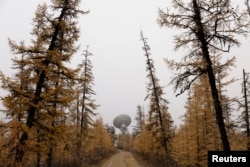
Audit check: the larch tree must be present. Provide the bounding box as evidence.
[172,53,237,166]
[174,74,237,166]
[173,75,219,167]
[0,51,33,165]
[133,104,145,136]
[237,69,250,150]
[0,0,86,166]
[158,0,249,151]
[185,77,219,166]
[85,117,114,163]
[75,46,98,162]
[140,31,174,155]
[171,124,190,167]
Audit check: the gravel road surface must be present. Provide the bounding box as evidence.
[101,151,141,167]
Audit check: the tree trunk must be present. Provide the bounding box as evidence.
[192,0,231,151]
[243,69,250,151]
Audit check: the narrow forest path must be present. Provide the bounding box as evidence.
[101,150,141,167]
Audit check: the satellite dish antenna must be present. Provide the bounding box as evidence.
[113,114,131,134]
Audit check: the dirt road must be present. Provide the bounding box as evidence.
[101,151,141,167]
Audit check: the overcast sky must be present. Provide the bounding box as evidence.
[1,0,250,130]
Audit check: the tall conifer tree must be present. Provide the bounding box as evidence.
[158,0,249,151]
[0,0,86,166]
[140,31,174,154]
[75,47,98,163]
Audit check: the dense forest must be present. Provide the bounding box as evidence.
[1,0,250,167]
